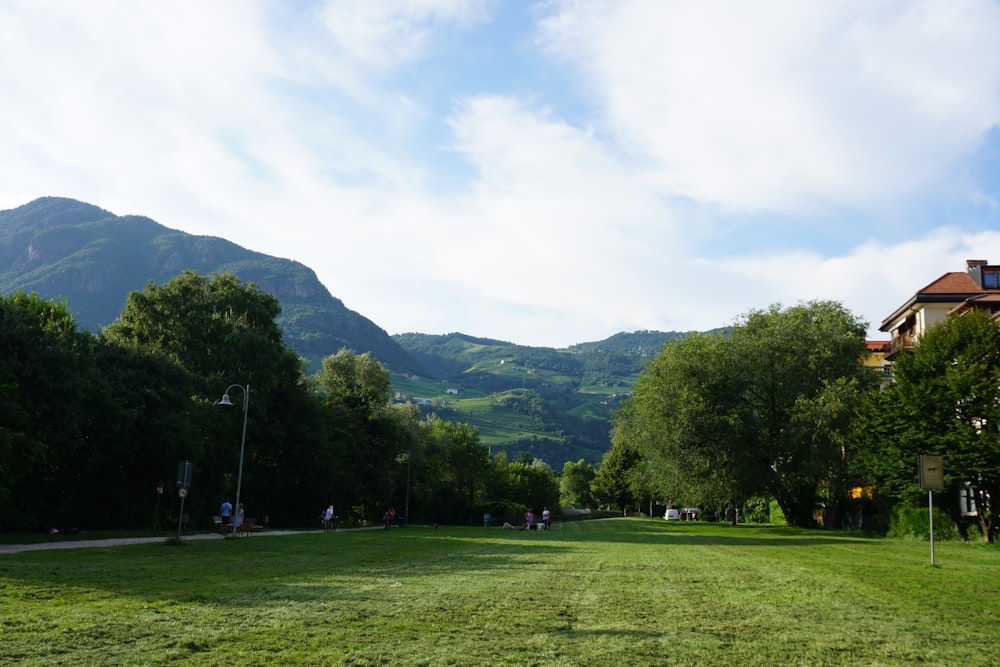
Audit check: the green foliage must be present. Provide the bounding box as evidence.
[889,505,962,541]
[0,293,93,528]
[315,348,393,412]
[856,310,1000,543]
[614,300,871,527]
[591,439,643,513]
[769,499,786,525]
[560,458,596,508]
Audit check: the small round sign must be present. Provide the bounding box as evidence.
[178,486,189,499]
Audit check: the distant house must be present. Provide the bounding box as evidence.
[445,388,460,395]
[879,259,1000,360]
[863,340,892,387]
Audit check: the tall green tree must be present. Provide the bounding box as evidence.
[612,333,757,522]
[104,271,319,525]
[591,439,642,514]
[420,418,489,524]
[0,293,95,529]
[314,349,399,522]
[858,310,1000,543]
[733,301,871,526]
[560,458,596,509]
[614,301,870,527]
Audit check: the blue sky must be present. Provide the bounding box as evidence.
[2,1,999,347]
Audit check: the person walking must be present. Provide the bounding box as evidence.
[542,507,551,529]
[483,511,491,529]
[323,505,336,532]
[384,506,396,531]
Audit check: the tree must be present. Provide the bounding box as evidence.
[859,310,1000,543]
[612,333,758,522]
[614,301,870,527]
[732,301,870,526]
[104,271,320,526]
[314,349,392,413]
[314,349,399,522]
[0,293,96,529]
[560,459,596,509]
[420,417,490,524]
[591,439,642,514]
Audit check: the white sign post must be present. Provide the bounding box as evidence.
[918,455,944,565]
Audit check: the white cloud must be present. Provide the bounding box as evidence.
[538,0,1000,212]
[2,2,999,349]
[317,0,492,71]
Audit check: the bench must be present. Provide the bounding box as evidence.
[235,518,256,537]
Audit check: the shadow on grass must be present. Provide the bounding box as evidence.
[467,517,881,548]
[0,520,883,605]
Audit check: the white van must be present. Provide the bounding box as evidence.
[663,508,680,520]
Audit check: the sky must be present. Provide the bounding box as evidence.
[2,1,1000,348]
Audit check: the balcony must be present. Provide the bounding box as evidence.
[888,332,916,359]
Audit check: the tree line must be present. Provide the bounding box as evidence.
[602,300,998,543]
[0,272,562,533]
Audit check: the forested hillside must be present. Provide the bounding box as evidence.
[0,197,417,373]
[391,331,689,463]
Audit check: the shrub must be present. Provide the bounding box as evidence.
[889,505,961,541]
[769,500,786,526]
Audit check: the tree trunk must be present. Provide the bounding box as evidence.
[978,515,993,544]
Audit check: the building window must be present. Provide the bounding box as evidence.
[984,270,1000,288]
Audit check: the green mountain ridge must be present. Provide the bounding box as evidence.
[0,197,416,373]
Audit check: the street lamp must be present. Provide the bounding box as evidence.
[218,383,249,537]
[395,451,410,527]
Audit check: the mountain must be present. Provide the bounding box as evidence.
[0,197,417,373]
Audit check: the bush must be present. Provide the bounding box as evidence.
[743,496,771,524]
[964,522,982,542]
[769,500,786,526]
[889,505,961,541]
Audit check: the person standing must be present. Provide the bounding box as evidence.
[384,506,396,531]
[219,499,232,535]
[542,507,551,529]
[323,505,336,532]
[234,504,245,537]
[483,511,491,529]
[525,508,535,531]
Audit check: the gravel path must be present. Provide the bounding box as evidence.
[0,529,342,555]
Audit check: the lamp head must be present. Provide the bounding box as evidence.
[218,394,234,406]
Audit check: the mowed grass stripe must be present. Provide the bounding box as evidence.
[1,519,997,666]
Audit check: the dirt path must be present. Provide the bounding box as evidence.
[0,529,328,555]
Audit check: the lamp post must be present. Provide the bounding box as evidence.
[395,451,410,527]
[154,481,164,531]
[218,383,249,537]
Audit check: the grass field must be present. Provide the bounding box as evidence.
[2,519,998,666]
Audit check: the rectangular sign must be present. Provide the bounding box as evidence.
[918,455,944,490]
